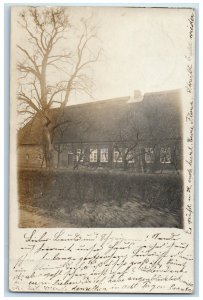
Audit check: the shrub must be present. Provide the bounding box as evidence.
[18,169,183,213]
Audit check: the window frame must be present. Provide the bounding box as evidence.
[125,148,135,163]
[113,148,122,163]
[160,147,172,164]
[145,147,155,164]
[90,148,98,162]
[76,149,84,162]
[100,148,108,162]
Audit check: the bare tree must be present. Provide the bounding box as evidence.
[17,7,102,168]
[112,106,141,170]
[113,134,139,171]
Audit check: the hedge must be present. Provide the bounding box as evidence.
[18,169,183,213]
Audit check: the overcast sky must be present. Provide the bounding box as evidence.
[15,6,191,105]
[67,7,190,103]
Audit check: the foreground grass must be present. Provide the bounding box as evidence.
[19,197,181,228]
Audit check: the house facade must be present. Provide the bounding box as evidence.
[18,89,182,173]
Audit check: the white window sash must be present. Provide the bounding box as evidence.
[125,148,135,163]
[90,149,97,162]
[100,148,108,162]
[145,147,155,163]
[160,147,171,163]
[76,149,84,162]
[113,149,122,162]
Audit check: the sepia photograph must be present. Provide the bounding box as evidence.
[14,6,185,229]
[9,5,195,293]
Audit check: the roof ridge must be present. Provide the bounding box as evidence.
[67,96,130,108]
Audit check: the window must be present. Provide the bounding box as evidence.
[100,148,108,162]
[160,147,171,163]
[76,149,84,162]
[113,148,122,162]
[145,148,155,163]
[125,148,135,163]
[90,148,97,162]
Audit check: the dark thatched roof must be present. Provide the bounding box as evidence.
[18,89,182,145]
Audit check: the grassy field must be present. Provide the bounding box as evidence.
[19,196,181,228]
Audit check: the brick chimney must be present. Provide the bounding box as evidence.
[128,90,143,103]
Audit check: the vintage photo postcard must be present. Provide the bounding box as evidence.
[9,6,195,293]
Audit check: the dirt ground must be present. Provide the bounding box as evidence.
[19,208,76,227]
[19,198,181,228]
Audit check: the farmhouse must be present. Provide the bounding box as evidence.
[18,89,182,173]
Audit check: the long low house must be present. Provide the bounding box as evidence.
[18,89,182,173]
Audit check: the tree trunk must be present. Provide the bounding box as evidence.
[57,150,61,169]
[123,158,128,171]
[43,127,55,169]
[152,148,160,174]
[57,148,61,169]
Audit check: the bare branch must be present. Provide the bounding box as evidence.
[18,91,40,112]
[52,118,72,130]
[47,87,66,106]
[78,48,101,71]
[17,63,40,79]
[18,110,35,115]
[47,54,72,64]
[20,16,45,55]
